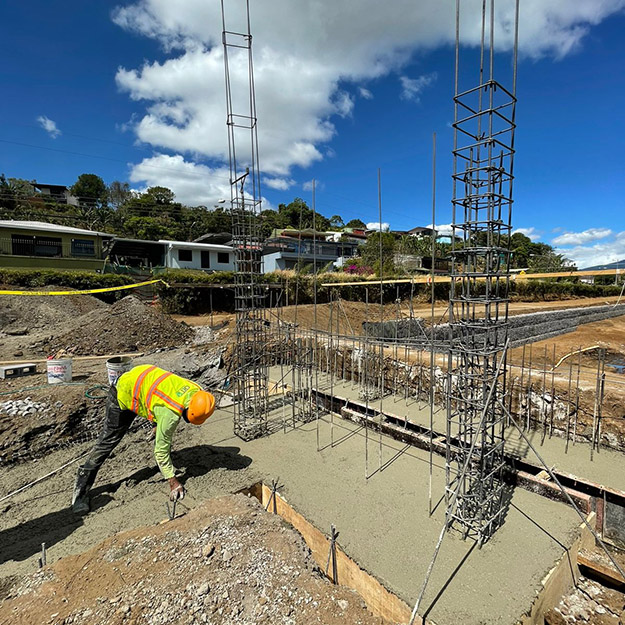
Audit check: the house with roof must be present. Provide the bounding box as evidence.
[161,240,234,271]
[0,220,113,271]
[0,220,235,274]
[32,182,79,206]
[262,228,360,272]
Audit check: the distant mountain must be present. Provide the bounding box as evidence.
[582,259,625,271]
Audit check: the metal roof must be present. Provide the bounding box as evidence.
[159,239,233,251]
[0,220,113,237]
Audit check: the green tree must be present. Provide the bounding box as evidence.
[329,214,344,228]
[345,218,367,229]
[258,209,281,238]
[359,231,397,276]
[70,174,108,205]
[143,186,176,205]
[69,174,112,230]
[108,181,132,210]
[276,198,331,232]
[528,249,575,272]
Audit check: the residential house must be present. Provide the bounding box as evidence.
[0,220,235,274]
[161,240,235,271]
[32,183,79,206]
[0,220,113,271]
[262,228,360,272]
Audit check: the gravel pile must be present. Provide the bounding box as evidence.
[1,495,379,625]
[0,398,52,418]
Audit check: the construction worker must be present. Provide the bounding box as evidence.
[72,364,216,515]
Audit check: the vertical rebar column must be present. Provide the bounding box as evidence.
[221,0,269,440]
[446,0,519,544]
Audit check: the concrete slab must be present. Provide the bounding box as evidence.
[306,370,625,493]
[200,403,580,625]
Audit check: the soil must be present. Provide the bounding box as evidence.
[0,288,108,335]
[42,296,194,357]
[0,494,379,625]
[0,295,194,361]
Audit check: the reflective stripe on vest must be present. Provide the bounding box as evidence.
[131,365,157,413]
[153,389,185,413]
[145,372,172,421]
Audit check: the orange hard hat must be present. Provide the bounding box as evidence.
[187,391,216,425]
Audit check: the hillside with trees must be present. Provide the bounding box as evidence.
[0,172,573,275]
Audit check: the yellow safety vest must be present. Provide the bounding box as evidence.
[116,365,200,421]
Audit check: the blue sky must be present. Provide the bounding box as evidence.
[0,1,624,267]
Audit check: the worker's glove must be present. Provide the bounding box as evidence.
[169,482,186,502]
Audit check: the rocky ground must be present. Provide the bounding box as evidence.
[0,494,380,625]
[546,575,625,624]
[0,343,229,466]
[0,295,194,361]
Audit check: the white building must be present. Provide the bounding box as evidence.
[160,240,235,271]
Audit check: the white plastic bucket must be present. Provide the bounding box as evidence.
[106,356,133,386]
[47,358,72,384]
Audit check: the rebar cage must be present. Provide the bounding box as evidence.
[445,0,519,544]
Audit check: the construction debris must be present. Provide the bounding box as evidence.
[0,495,380,625]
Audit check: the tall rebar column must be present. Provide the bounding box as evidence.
[221,0,269,440]
[445,0,519,543]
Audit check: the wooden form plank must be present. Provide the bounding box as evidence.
[578,550,625,589]
[321,268,624,287]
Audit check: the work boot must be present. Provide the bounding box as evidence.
[72,466,97,515]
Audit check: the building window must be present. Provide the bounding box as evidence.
[11,235,34,256]
[71,238,95,257]
[11,234,63,257]
[217,252,229,264]
[178,249,193,262]
[34,237,63,257]
[201,251,211,269]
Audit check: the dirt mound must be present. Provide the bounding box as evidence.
[0,289,107,335]
[43,296,194,356]
[0,494,378,625]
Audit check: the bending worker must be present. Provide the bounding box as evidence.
[72,364,215,515]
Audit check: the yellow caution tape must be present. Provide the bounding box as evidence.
[0,279,169,296]
[551,344,600,371]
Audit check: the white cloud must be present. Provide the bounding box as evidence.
[428,223,454,237]
[264,177,295,191]
[359,87,373,99]
[112,1,625,181]
[334,91,355,117]
[37,115,61,139]
[513,227,541,241]
[302,180,325,192]
[367,221,390,232]
[129,153,231,206]
[552,228,613,246]
[553,230,625,268]
[400,72,437,102]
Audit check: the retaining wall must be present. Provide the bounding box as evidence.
[364,304,625,347]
